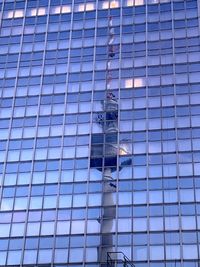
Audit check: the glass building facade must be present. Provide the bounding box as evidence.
[0,0,200,266]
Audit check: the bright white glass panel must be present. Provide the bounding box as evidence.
[126,0,134,6]
[135,0,145,5]
[62,5,71,13]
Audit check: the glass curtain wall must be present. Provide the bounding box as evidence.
[0,0,200,266]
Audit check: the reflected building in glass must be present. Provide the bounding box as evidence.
[0,0,200,266]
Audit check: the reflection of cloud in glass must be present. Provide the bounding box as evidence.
[14,10,24,18]
[7,11,14,19]
[62,6,71,13]
[127,0,134,6]
[31,8,46,16]
[85,3,95,11]
[124,77,147,89]
[5,1,172,20]
[135,0,145,6]
[78,4,85,12]
[125,79,133,88]
[134,77,146,87]
[102,0,119,9]
[110,1,119,8]
[102,1,109,9]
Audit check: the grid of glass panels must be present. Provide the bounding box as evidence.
[0,0,200,266]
